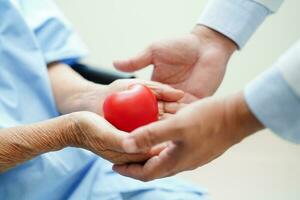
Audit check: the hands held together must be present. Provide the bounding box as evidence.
[0,65,183,173]
[54,25,260,182]
[113,92,263,181]
[48,24,241,180]
[110,25,264,181]
[66,78,185,165]
[1,25,263,181]
[51,25,262,182]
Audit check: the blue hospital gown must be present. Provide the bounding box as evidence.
[0,0,207,199]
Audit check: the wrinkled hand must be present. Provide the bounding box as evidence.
[114,25,237,102]
[81,79,185,118]
[112,92,264,180]
[69,111,164,165]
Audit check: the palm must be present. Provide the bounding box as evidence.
[114,33,231,103]
[150,35,228,102]
[75,112,150,165]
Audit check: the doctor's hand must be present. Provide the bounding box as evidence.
[113,92,264,181]
[114,25,237,103]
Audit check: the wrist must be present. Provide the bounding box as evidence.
[67,82,108,116]
[66,112,89,147]
[66,111,104,149]
[224,91,264,143]
[29,115,77,151]
[191,25,237,57]
[49,62,108,115]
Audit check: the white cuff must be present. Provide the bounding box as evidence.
[253,0,283,12]
[245,67,300,144]
[198,0,270,48]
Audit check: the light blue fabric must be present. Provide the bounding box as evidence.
[253,0,284,12]
[0,0,207,199]
[198,0,271,48]
[18,0,88,64]
[245,67,300,143]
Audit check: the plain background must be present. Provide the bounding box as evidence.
[56,0,300,199]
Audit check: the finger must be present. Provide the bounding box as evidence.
[159,113,173,120]
[120,79,184,102]
[149,142,169,155]
[113,144,179,181]
[148,84,184,102]
[108,151,151,165]
[106,123,168,154]
[163,102,181,114]
[113,162,150,181]
[179,93,199,103]
[113,48,152,72]
[122,118,182,153]
[158,102,186,115]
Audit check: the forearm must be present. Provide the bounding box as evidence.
[48,62,107,114]
[0,115,75,173]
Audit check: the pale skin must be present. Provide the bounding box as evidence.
[0,63,184,173]
[1,23,263,179]
[114,92,264,181]
[112,25,265,181]
[114,25,237,102]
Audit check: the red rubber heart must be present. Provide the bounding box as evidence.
[103,84,159,132]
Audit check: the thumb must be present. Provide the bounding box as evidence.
[122,118,181,153]
[113,47,153,72]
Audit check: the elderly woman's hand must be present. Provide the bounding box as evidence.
[49,63,185,119]
[68,111,158,165]
[0,111,158,173]
[46,62,184,166]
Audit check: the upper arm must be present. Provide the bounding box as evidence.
[18,0,88,64]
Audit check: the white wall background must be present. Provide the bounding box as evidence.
[56,1,300,199]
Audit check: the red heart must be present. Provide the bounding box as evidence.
[103,84,159,132]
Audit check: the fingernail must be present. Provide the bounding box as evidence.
[123,139,138,153]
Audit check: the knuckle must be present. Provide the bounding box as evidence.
[134,127,156,149]
[144,127,157,147]
[140,174,153,182]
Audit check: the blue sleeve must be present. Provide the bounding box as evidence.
[198,0,272,49]
[18,0,88,64]
[245,67,300,144]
